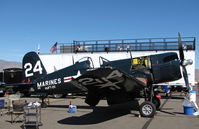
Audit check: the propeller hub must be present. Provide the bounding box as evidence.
[182,59,193,66]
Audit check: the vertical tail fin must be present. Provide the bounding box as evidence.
[22,52,47,83]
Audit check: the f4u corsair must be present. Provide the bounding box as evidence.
[20,33,192,117]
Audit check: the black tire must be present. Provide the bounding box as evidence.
[139,101,156,117]
[152,97,161,109]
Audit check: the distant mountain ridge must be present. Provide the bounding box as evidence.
[0,59,21,72]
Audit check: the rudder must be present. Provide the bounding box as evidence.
[22,52,47,83]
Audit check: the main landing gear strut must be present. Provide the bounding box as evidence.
[139,84,161,117]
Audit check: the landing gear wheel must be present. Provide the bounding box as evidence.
[139,101,156,117]
[152,97,161,109]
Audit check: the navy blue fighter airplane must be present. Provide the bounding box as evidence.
[0,33,193,117]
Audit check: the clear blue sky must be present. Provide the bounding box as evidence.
[0,0,198,68]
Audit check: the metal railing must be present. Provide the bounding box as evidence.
[56,37,195,53]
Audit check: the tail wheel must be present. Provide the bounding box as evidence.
[41,102,47,108]
[139,101,156,117]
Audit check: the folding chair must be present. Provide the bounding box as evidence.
[7,94,21,113]
[11,99,27,123]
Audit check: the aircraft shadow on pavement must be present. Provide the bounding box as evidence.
[47,104,103,110]
[57,101,139,125]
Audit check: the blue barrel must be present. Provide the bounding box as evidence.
[69,105,76,113]
[184,106,194,115]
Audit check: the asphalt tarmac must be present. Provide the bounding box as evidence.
[0,91,199,129]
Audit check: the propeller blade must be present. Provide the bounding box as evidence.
[178,32,191,93]
[182,66,190,91]
[178,32,184,62]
